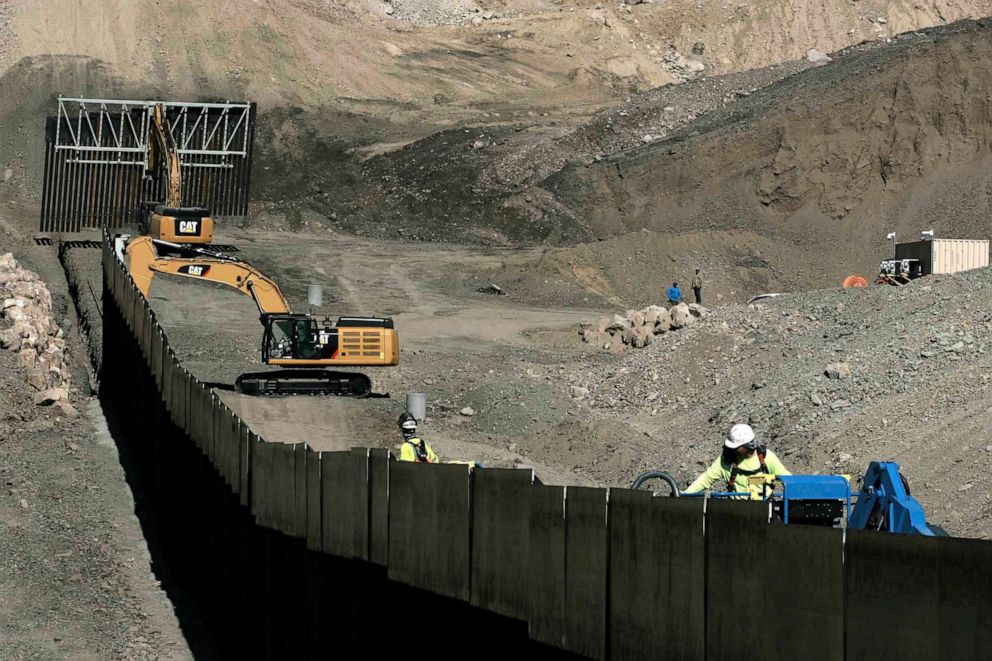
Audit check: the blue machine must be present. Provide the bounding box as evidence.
[630,461,940,535]
[848,461,938,535]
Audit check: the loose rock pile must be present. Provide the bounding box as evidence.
[0,253,75,416]
[580,303,708,350]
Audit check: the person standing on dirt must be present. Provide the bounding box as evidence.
[396,412,439,463]
[684,424,790,495]
[691,268,703,304]
[666,282,683,306]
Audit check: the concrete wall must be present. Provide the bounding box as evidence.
[100,236,992,660]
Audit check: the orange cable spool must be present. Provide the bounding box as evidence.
[842,275,870,288]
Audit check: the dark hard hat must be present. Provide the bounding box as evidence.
[397,411,417,430]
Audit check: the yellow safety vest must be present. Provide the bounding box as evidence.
[399,437,438,464]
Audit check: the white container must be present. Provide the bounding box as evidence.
[931,239,989,275]
[894,238,990,276]
[406,392,427,421]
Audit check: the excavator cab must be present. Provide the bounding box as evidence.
[264,315,332,361]
[261,314,398,367]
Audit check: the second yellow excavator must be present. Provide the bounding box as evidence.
[140,103,216,245]
[124,235,398,396]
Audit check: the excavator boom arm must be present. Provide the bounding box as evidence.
[126,235,291,315]
[149,104,182,208]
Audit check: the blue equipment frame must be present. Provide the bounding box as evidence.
[848,461,935,536]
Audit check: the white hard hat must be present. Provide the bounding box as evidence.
[725,424,756,449]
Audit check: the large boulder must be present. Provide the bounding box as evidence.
[599,314,632,334]
[630,324,653,348]
[33,387,68,406]
[825,363,852,380]
[651,307,673,334]
[1,254,71,395]
[641,305,665,325]
[670,303,695,329]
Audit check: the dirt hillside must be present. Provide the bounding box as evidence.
[327,20,992,302]
[1,0,990,224]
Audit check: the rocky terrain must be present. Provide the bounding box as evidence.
[71,224,990,539]
[3,0,992,655]
[557,268,992,530]
[0,212,193,659]
[0,253,77,417]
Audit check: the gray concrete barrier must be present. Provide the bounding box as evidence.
[293,444,307,539]
[306,447,322,552]
[368,448,391,566]
[705,500,771,657]
[191,382,206,452]
[239,427,253,507]
[141,301,152,363]
[162,351,174,412]
[766,523,844,660]
[321,450,369,559]
[270,442,300,537]
[150,327,163,391]
[251,435,273,529]
[97,232,992,661]
[209,400,223,469]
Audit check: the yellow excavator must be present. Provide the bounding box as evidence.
[118,103,398,396]
[124,235,398,396]
[139,103,215,244]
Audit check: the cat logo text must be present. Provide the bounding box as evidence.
[178,220,201,235]
[178,265,210,277]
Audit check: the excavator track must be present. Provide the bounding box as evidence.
[235,370,372,397]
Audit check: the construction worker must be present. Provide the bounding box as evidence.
[396,412,439,463]
[666,281,683,306]
[691,268,703,304]
[684,424,790,494]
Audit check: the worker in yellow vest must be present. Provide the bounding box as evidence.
[685,424,790,495]
[396,412,439,463]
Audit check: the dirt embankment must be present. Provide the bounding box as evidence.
[541,21,992,282]
[3,0,991,235]
[0,211,193,659]
[4,0,987,112]
[347,19,992,299]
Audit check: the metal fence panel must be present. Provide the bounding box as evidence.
[527,484,566,648]
[608,491,705,661]
[563,487,609,660]
[387,462,472,601]
[470,468,536,620]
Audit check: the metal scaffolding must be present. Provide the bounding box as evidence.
[41,97,257,232]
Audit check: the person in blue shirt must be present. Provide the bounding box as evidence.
[666,282,683,305]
